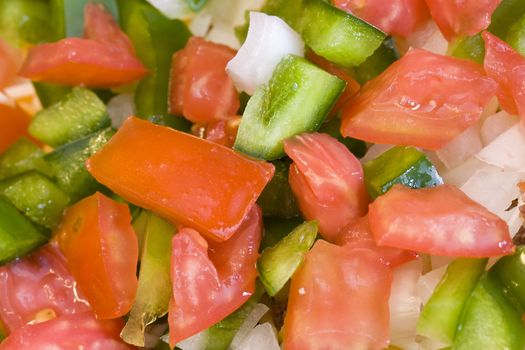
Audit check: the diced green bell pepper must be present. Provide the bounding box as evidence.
[363,146,443,199]
[186,0,208,12]
[44,128,115,203]
[0,197,47,265]
[0,171,70,229]
[354,37,399,85]
[0,137,50,180]
[29,87,110,148]
[261,216,304,250]
[0,0,53,47]
[257,159,300,218]
[417,258,487,345]
[234,55,345,160]
[258,221,318,296]
[453,273,525,350]
[299,0,386,67]
[32,82,72,109]
[121,212,175,347]
[490,245,525,310]
[507,13,525,56]
[118,0,191,129]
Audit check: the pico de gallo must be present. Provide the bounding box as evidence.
[0,0,525,349]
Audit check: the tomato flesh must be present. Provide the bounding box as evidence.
[340,49,498,150]
[168,37,240,124]
[284,133,369,242]
[56,192,138,319]
[0,244,90,333]
[0,39,19,90]
[284,240,392,350]
[168,206,262,346]
[87,117,274,242]
[334,0,429,37]
[368,184,514,257]
[425,0,502,41]
[482,31,525,119]
[0,104,32,154]
[0,312,134,350]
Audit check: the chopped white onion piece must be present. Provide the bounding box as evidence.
[0,91,15,107]
[480,110,519,146]
[441,156,488,187]
[189,12,213,36]
[107,93,136,129]
[415,264,448,305]
[359,144,393,164]
[406,21,448,55]
[235,323,280,350]
[230,303,270,349]
[226,11,304,95]
[175,330,208,350]
[206,19,242,49]
[435,126,483,169]
[205,0,265,27]
[389,260,422,350]
[476,124,525,170]
[145,0,194,20]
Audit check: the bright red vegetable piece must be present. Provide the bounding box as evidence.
[0,312,134,350]
[368,184,515,257]
[482,31,525,119]
[18,3,146,87]
[0,104,32,154]
[0,244,90,333]
[56,192,138,320]
[283,240,392,350]
[168,37,240,124]
[168,206,262,346]
[334,0,429,37]
[0,39,19,90]
[425,0,501,41]
[87,117,274,242]
[340,49,498,150]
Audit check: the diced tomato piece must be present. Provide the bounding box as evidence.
[0,244,91,333]
[368,184,514,257]
[56,192,138,319]
[0,39,20,90]
[0,312,134,350]
[87,117,274,242]
[284,133,369,242]
[425,0,501,41]
[306,51,360,115]
[334,0,429,37]
[192,116,241,148]
[340,49,498,150]
[284,240,392,350]
[168,206,262,346]
[168,37,240,124]
[482,31,525,118]
[0,104,32,154]
[338,215,417,267]
[18,4,146,87]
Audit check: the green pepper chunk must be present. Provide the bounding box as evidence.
[121,212,175,347]
[261,216,304,250]
[453,273,525,350]
[0,197,47,265]
[258,221,318,296]
[0,0,53,47]
[507,13,525,56]
[0,171,70,229]
[490,245,525,310]
[32,83,72,109]
[0,137,51,181]
[257,159,300,218]
[119,0,191,128]
[363,146,443,199]
[417,258,487,345]
[234,55,345,160]
[185,0,208,12]
[354,37,399,85]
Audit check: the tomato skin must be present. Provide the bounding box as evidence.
[340,49,498,150]
[168,206,262,346]
[0,104,31,154]
[337,215,417,267]
[0,39,19,90]
[56,192,138,320]
[284,240,392,350]
[192,116,241,148]
[0,312,134,350]
[334,0,429,37]
[482,31,525,118]
[368,184,514,257]
[87,117,274,242]
[168,37,240,124]
[284,133,369,242]
[425,0,501,41]
[0,244,91,333]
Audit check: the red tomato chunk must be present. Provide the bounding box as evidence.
[368,184,514,257]
[87,117,274,242]
[284,240,392,350]
[168,206,262,346]
[340,49,498,150]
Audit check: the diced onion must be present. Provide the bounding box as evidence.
[230,303,270,349]
[206,19,242,49]
[234,323,280,350]
[175,330,208,350]
[435,126,482,169]
[480,110,519,146]
[441,156,488,187]
[107,93,135,129]
[145,0,194,20]
[406,21,448,55]
[415,265,448,305]
[226,11,304,95]
[476,124,525,170]
[359,144,393,164]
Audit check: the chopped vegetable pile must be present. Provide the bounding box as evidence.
[1,0,525,349]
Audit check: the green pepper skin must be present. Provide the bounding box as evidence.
[0,138,51,181]
[0,0,53,46]
[490,245,525,311]
[354,37,399,85]
[507,13,525,56]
